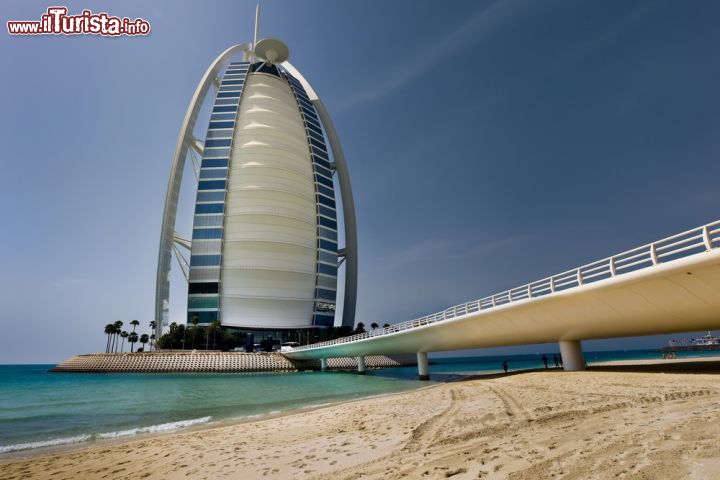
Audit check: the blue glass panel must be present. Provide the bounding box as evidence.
[195,203,224,214]
[186,311,218,324]
[209,121,235,129]
[201,159,228,168]
[209,113,236,121]
[204,139,232,147]
[319,239,337,251]
[312,314,334,328]
[316,288,337,301]
[193,214,223,227]
[318,205,336,218]
[315,164,333,179]
[221,80,244,85]
[319,226,337,242]
[317,194,335,208]
[188,282,219,294]
[315,174,333,188]
[317,184,335,199]
[196,191,226,202]
[215,98,238,105]
[198,180,226,190]
[192,228,223,239]
[312,149,329,161]
[213,105,237,113]
[203,148,230,158]
[310,137,327,152]
[199,168,228,179]
[217,91,241,98]
[190,255,222,267]
[317,263,337,276]
[219,85,242,92]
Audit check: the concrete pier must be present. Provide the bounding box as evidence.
[356,355,366,374]
[417,352,429,380]
[559,340,586,371]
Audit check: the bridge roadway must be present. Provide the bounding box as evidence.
[284,221,720,378]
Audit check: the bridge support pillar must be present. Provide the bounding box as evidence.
[417,352,430,381]
[559,340,586,371]
[356,356,366,375]
[320,358,328,372]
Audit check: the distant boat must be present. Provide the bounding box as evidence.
[664,331,720,351]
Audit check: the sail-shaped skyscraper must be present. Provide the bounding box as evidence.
[154,34,357,343]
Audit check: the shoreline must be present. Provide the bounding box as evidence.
[3,355,720,466]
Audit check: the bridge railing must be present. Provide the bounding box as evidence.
[294,220,720,352]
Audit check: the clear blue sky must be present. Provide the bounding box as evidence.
[1,0,718,363]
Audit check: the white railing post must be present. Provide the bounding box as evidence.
[609,257,616,276]
[527,284,532,298]
[491,295,496,307]
[650,243,658,265]
[702,225,713,250]
[550,277,555,293]
[576,269,583,286]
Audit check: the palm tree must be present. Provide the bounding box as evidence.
[149,321,156,350]
[104,324,114,353]
[140,334,149,351]
[355,322,366,334]
[120,331,129,352]
[112,321,123,353]
[210,320,221,350]
[169,322,177,351]
[370,322,379,330]
[130,320,140,333]
[190,314,200,349]
[383,323,390,329]
[128,332,139,352]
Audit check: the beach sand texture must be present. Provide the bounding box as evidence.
[2,360,720,479]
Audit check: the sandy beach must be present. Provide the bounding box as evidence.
[2,358,720,479]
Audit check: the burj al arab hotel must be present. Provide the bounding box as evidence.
[154,26,357,342]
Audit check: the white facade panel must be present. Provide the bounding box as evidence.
[221,73,317,328]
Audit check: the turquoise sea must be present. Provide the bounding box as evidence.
[2,349,718,455]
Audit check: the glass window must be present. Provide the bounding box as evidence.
[203,147,230,158]
[195,203,224,214]
[312,314,334,328]
[186,311,218,324]
[219,85,242,92]
[188,282,219,294]
[206,129,233,139]
[214,98,238,105]
[217,91,240,98]
[221,80,244,86]
[306,121,323,138]
[318,250,336,265]
[317,194,335,209]
[317,184,335,199]
[312,149,329,162]
[315,288,337,301]
[190,255,221,267]
[204,139,232,148]
[318,226,337,242]
[310,137,327,152]
[209,121,235,129]
[201,159,228,168]
[193,214,223,227]
[318,239,337,252]
[198,180,226,190]
[187,295,219,309]
[196,191,225,202]
[199,168,227,180]
[315,174,333,188]
[308,128,324,144]
[318,205,336,218]
[209,113,236,122]
[192,228,223,240]
[316,274,336,290]
[213,105,237,113]
[315,164,333,179]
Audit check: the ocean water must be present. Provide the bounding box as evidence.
[1,349,717,455]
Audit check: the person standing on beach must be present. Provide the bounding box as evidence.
[502,361,508,373]
[542,355,549,369]
[553,354,560,368]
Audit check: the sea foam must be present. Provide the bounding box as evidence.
[0,416,212,454]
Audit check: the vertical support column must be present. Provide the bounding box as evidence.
[320,358,328,372]
[356,356,366,375]
[559,340,586,371]
[417,352,430,381]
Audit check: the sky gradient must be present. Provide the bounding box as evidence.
[1,0,719,363]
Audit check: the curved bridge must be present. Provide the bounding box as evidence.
[284,221,720,377]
